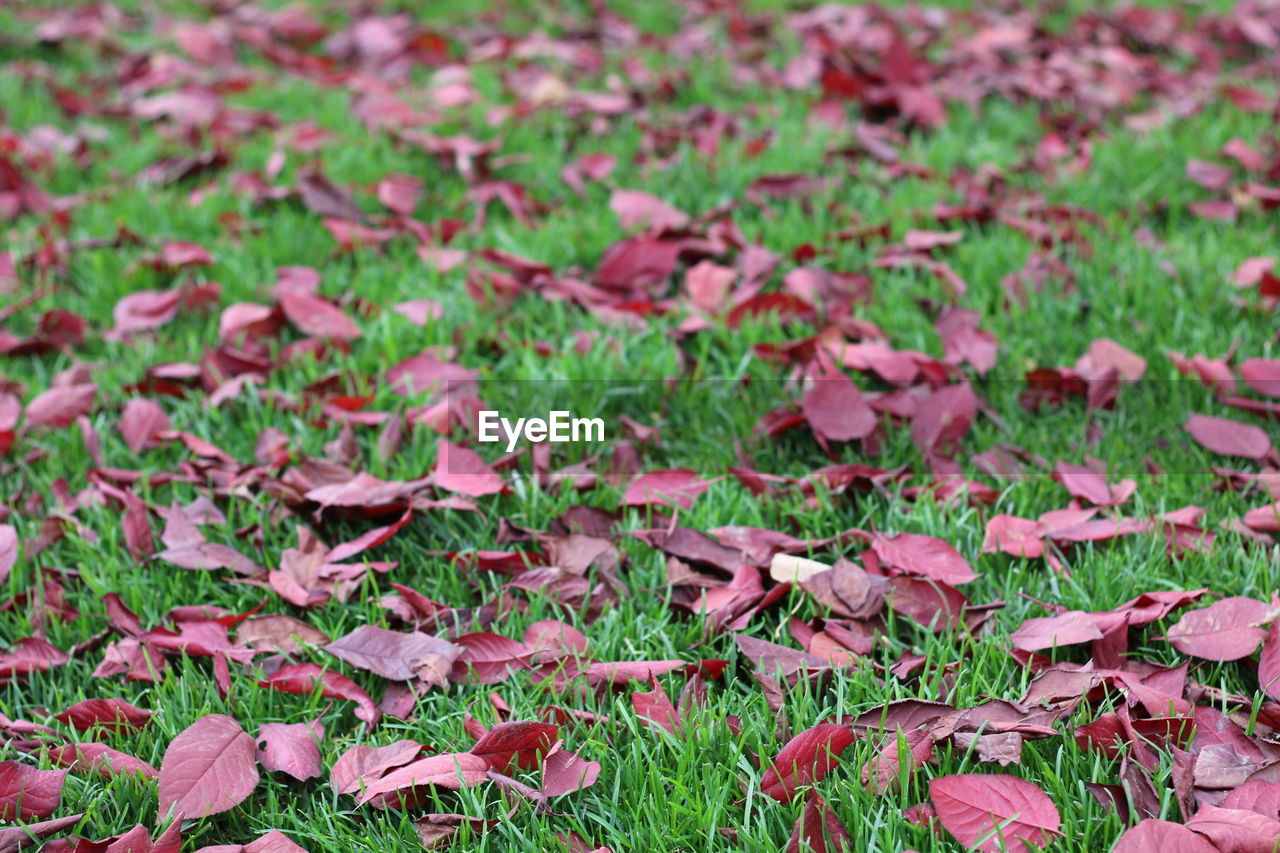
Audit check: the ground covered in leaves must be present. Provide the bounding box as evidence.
[3,1,1280,851]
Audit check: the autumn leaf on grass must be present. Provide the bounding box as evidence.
[0,762,66,821]
[787,792,851,853]
[928,774,1060,853]
[157,714,259,821]
[1112,819,1217,853]
[759,723,857,802]
[1166,596,1280,660]
[257,720,323,782]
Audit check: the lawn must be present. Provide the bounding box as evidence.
[2,1,1280,851]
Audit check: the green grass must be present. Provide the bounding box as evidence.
[3,1,1280,851]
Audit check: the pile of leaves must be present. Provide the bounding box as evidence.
[4,0,1280,851]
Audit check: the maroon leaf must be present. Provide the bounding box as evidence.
[786,792,851,853]
[120,398,172,453]
[157,714,259,820]
[330,740,422,795]
[258,663,380,729]
[326,625,461,683]
[928,774,1061,853]
[632,676,680,733]
[759,723,857,802]
[469,721,558,772]
[872,532,976,584]
[1166,596,1280,661]
[257,720,323,782]
[279,291,360,340]
[0,813,84,851]
[54,698,152,733]
[25,384,96,429]
[47,742,158,779]
[540,747,600,797]
[1185,413,1273,460]
[0,762,66,821]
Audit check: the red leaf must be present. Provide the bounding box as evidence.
[861,728,933,794]
[786,792,851,853]
[54,698,152,733]
[621,468,716,510]
[1185,413,1273,460]
[279,291,360,340]
[759,723,857,802]
[540,747,600,797]
[1009,611,1104,652]
[450,633,532,684]
[258,663,380,729]
[243,830,309,853]
[330,739,421,795]
[1185,805,1280,852]
[632,676,680,733]
[25,384,96,429]
[0,813,84,851]
[326,625,461,683]
[0,761,66,821]
[433,439,504,497]
[1260,623,1280,702]
[257,720,323,782]
[355,753,490,805]
[1112,819,1218,853]
[1166,596,1280,661]
[610,189,688,232]
[928,774,1061,853]
[377,174,422,216]
[872,532,976,584]
[981,515,1044,559]
[120,398,172,453]
[802,372,876,442]
[911,383,976,453]
[0,524,15,585]
[157,714,259,820]
[1223,779,1280,820]
[47,742,158,779]
[326,509,413,562]
[469,721,559,772]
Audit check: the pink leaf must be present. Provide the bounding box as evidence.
[257,720,323,782]
[157,714,259,820]
[330,740,422,795]
[433,440,504,497]
[25,384,96,429]
[1186,805,1280,852]
[540,747,600,797]
[120,398,172,453]
[981,515,1044,559]
[279,291,360,340]
[928,774,1061,853]
[802,372,876,442]
[1166,596,1280,661]
[1258,622,1280,702]
[621,468,716,510]
[355,753,490,805]
[872,532,976,584]
[1009,611,1104,652]
[1185,413,1273,460]
[1112,820,1218,853]
[326,625,461,683]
